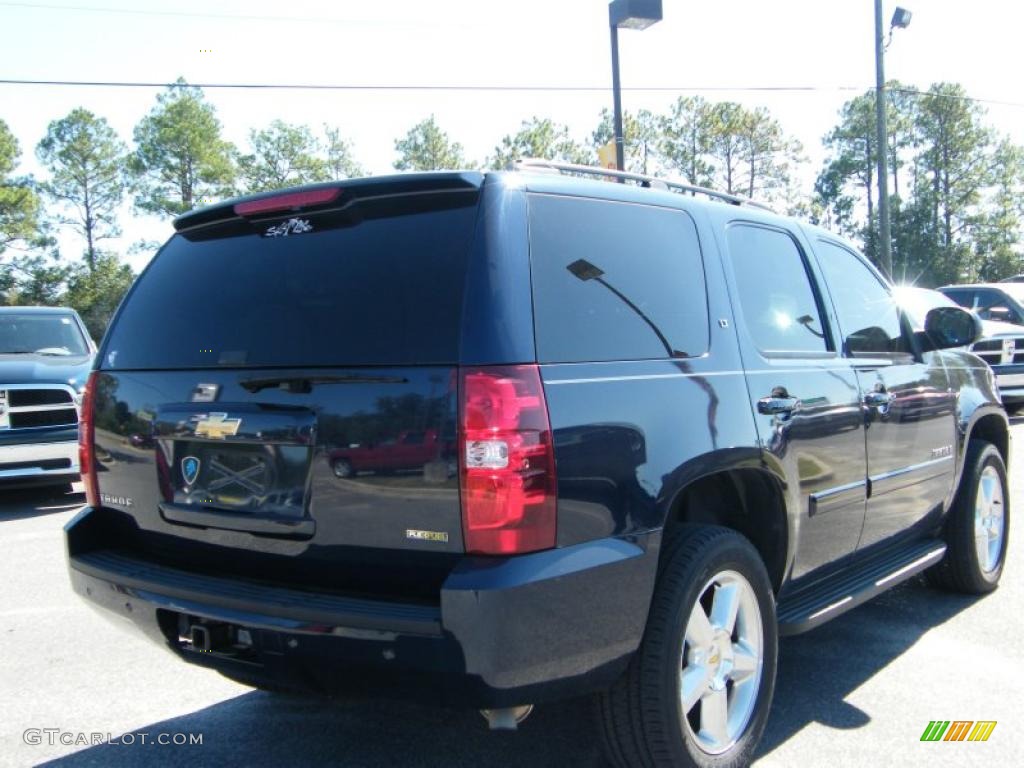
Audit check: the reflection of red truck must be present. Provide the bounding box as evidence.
[329,430,452,478]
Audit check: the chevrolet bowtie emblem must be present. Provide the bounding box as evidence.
[194,412,242,439]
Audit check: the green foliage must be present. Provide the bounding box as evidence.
[131,78,236,216]
[0,250,69,306]
[0,119,41,254]
[239,120,330,193]
[36,108,126,272]
[63,251,135,339]
[592,108,661,175]
[322,125,365,180]
[394,116,466,171]
[488,117,589,169]
[660,96,715,187]
[815,81,1021,284]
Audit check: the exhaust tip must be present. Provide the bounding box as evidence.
[480,705,533,731]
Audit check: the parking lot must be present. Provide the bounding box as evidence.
[2,422,1022,768]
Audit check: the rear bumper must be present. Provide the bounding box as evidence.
[0,428,79,485]
[65,507,660,707]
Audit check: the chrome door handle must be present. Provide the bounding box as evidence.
[757,396,799,415]
[863,391,894,407]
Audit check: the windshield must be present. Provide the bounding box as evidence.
[892,286,958,328]
[0,314,89,356]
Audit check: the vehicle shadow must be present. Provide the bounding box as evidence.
[0,485,84,522]
[38,693,603,768]
[757,575,980,756]
[36,576,980,768]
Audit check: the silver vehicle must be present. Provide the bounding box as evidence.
[0,306,95,488]
[896,286,1024,409]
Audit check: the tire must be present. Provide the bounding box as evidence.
[926,440,1009,594]
[332,459,354,479]
[597,525,778,768]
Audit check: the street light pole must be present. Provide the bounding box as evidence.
[874,0,893,279]
[874,4,912,279]
[608,0,662,173]
[610,23,625,172]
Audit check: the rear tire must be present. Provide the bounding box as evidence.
[926,440,1009,594]
[597,525,777,768]
[332,459,354,479]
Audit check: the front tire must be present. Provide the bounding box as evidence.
[927,440,1009,594]
[597,525,777,768]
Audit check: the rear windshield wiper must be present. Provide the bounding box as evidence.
[239,373,409,394]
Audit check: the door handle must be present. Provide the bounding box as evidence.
[863,391,894,408]
[757,396,799,415]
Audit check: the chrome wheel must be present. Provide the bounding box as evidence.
[680,569,764,755]
[974,465,1005,573]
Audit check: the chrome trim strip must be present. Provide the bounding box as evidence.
[868,455,954,485]
[808,596,853,621]
[808,478,868,517]
[874,547,946,587]
[811,479,867,501]
[544,367,865,385]
[7,403,77,413]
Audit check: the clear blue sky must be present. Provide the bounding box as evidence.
[2,0,1023,269]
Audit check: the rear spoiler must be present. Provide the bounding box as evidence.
[172,172,485,232]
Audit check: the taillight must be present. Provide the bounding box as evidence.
[459,365,557,555]
[78,371,99,507]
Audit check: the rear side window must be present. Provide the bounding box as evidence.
[726,225,829,355]
[528,194,708,363]
[103,194,478,369]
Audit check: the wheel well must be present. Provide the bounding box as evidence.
[968,413,1009,464]
[665,469,788,593]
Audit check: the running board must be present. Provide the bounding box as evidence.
[777,540,946,636]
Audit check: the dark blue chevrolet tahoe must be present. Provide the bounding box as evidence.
[67,165,1010,767]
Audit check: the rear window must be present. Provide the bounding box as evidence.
[528,194,709,363]
[103,193,478,369]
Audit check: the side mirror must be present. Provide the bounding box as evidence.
[923,306,982,350]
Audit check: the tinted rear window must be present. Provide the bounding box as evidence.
[103,193,478,369]
[529,194,709,363]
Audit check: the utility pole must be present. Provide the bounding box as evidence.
[874,0,893,279]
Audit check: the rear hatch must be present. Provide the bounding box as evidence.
[89,177,480,600]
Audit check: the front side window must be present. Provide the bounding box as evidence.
[725,225,829,355]
[815,240,909,357]
[975,290,1022,324]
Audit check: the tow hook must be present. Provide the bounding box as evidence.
[185,622,229,653]
[480,705,534,731]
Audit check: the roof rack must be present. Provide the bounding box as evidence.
[514,158,774,212]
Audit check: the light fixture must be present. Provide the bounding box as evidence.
[609,0,663,30]
[891,7,912,29]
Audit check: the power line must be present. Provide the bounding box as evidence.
[1,79,1021,109]
[0,1,388,25]
[0,78,855,93]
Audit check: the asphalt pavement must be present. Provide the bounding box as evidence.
[2,422,1023,767]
